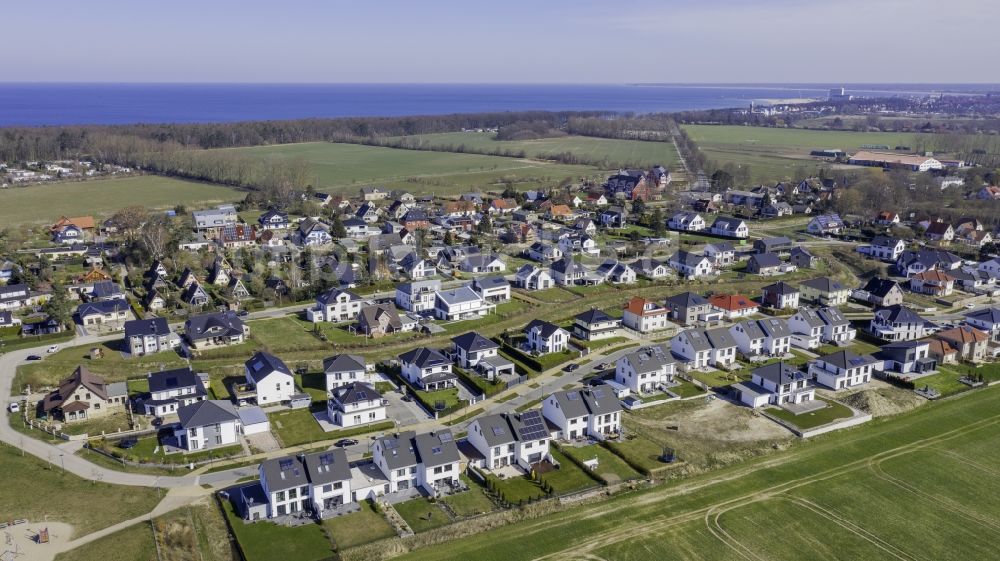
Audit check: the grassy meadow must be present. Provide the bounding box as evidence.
[395,385,1000,561]
[0,175,241,225]
[681,125,931,183]
[384,132,680,168]
[213,142,603,196]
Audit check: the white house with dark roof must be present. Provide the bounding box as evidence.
[245,351,295,405]
[615,345,675,393]
[328,382,386,428]
[668,211,706,232]
[733,362,814,408]
[371,430,461,494]
[671,327,737,369]
[761,281,800,310]
[630,258,670,279]
[467,410,551,470]
[550,256,590,286]
[525,319,570,354]
[173,400,241,452]
[183,311,248,350]
[808,350,876,390]
[730,318,792,358]
[864,235,907,261]
[143,367,207,416]
[323,354,372,393]
[964,307,1000,343]
[307,288,366,323]
[434,286,494,321]
[870,305,936,342]
[124,317,179,356]
[256,449,352,519]
[669,250,715,278]
[396,279,441,313]
[399,347,456,390]
[704,242,736,267]
[799,277,850,306]
[572,308,621,341]
[471,276,511,303]
[450,332,515,381]
[542,388,622,441]
[514,265,554,291]
[709,216,749,238]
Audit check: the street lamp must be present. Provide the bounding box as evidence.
[59,453,65,473]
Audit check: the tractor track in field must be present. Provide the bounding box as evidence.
[530,413,1000,561]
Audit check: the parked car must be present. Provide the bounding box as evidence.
[335,438,359,448]
[7,402,20,413]
[563,363,580,372]
[46,345,60,354]
[238,310,250,317]
[966,303,976,309]
[26,355,42,361]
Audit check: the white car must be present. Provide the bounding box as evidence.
[46,345,60,354]
[7,402,19,413]
[965,303,976,310]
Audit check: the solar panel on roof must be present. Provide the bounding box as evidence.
[384,439,398,450]
[592,388,606,399]
[357,391,367,400]
[432,446,442,455]
[566,391,580,401]
[491,426,505,436]
[278,459,293,470]
[319,453,334,465]
[438,433,453,443]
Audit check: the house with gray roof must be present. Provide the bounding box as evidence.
[808,350,876,390]
[730,318,792,358]
[143,367,207,416]
[709,216,749,239]
[870,305,936,341]
[964,307,1000,342]
[399,347,456,390]
[467,410,552,470]
[471,276,511,303]
[541,387,622,441]
[173,400,241,452]
[733,362,815,408]
[371,430,460,494]
[323,354,371,393]
[670,327,737,369]
[328,382,386,428]
[184,311,247,350]
[256,449,353,519]
[245,351,295,405]
[615,345,676,393]
[572,308,621,341]
[433,286,493,321]
[747,253,785,276]
[664,292,718,326]
[526,319,570,354]
[307,287,366,323]
[396,279,441,313]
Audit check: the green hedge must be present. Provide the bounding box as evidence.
[454,366,504,397]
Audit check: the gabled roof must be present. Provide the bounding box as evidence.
[575,308,616,325]
[863,278,901,298]
[260,455,309,491]
[302,449,352,486]
[750,253,782,268]
[124,317,170,338]
[245,351,293,383]
[399,347,450,368]
[763,281,798,295]
[331,382,382,405]
[752,362,807,385]
[800,277,846,293]
[625,296,666,316]
[665,291,709,309]
[623,345,675,374]
[413,430,460,468]
[526,319,566,339]
[875,305,929,325]
[936,325,989,344]
[316,287,363,306]
[376,431,419,469]
[705,326,736,348]
[708,294,758,312]
[965,307,1000,325]
[757,317,791,338]
[472,413,518,447]
[816,306,849,327]
[148,367,201,393]
[816,350,876,370]
[177,400,239,428]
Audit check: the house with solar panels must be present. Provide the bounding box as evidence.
[371,430,461,494]
[244,351,295,405]
[614,345,676,393]
[467,410,552,471]
[542,387,622,441]
[253,449,352,520]
[328,382,386,428]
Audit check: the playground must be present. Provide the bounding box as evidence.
[0,521,72,561]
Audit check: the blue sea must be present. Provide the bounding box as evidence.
[0,83,997,127]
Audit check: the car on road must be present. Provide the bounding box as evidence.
[238,310,250,317]
[966,303,976,309]
[46,345,60,354]
[563,363,580,372]
[596,362,610,371]
[334,438,359,448]
[26,355,42,361]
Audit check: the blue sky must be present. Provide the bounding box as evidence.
[5,0,998,83]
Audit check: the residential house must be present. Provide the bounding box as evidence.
[542,387,622,440]
[924,222,955,242]
[143,367,208,416]
[622,296,671,333]
[467,411,551,471]
[703,243,736,267]
[670,327,738,369]
[360,186,389,201]
[219,224,256,249]
[124,317,178,356]
[459,253,505,274]
[789,247,818,269]
[572,309,621,341]
[730,318,792,358]
[875,341,937,375]
[399,347,457,390]
[256,450,351,519]
[514,265,554,291]
[434,286,494,321]
[615,345,675,393]
[664,292,716,326]
[865,236,907,261]
[669,250,715,278]
[597,206,627,228]
[788,306,856,349]
[761,202,793,218]
[39,366,128,422]
[800,277,850,306]
[451,332,515,380]
[558,234,599,256]
[896,249,962,277]
[527,242,562,263]
[328,383,387,428]
[323,354,371,393]
[630,258,670,279]
[258,209,289,230]
[595,260,637,284]
[869,305,936,342]
[925,339,959,365]
[297,218,332,247]
[667,211,706,232]
[746,253,786,276]
[471,276,511,304]
[356,303,414,338]
[192,205,238,231]
[733,362,814,408]
[550,257,590,286]
[245,351,295,405]
[809,351,876,390]
[806,213,844,236]
[76,300,130,328]
[371,430,461,495]
[935,326,989,362]
[857,278,905,307]
[753,236,794,255]
[761,281,800,309]
[964,307,1000,343]
[184,311,248,350]
[307,288,366,323]
[525,319,570,354]
[708,293,759,320]
[173,400,241,452]
[709,216,749,238]
[395,280,441,313]
[909,270,955,297]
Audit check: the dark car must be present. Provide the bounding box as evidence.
[563,363,580,372]
[118,438,139,449]
[25,355,42,361]
[238,310,250,317]
[334,438,359,448]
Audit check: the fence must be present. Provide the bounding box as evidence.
[505,374,529,390]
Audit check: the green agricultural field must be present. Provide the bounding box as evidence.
[682,124,941,183]
[214,142,602,196]
[396,385,1000,561]
[0,175,241,225]
[385,132,680,169]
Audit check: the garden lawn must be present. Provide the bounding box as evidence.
[393,498,453,533]
[322,500,396,550]
[670,380,707,398]
[269,408,327,447]
[539,449,601,494]
[441,477,496,517]
[603,435,669,475]
[487,474,547,504]
[223,500,333,561]
[249,316,328,353]
[766,398,855,430]
[561,444,643,484]
[55,522,157,561]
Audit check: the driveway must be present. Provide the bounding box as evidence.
[384,391,432,426]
